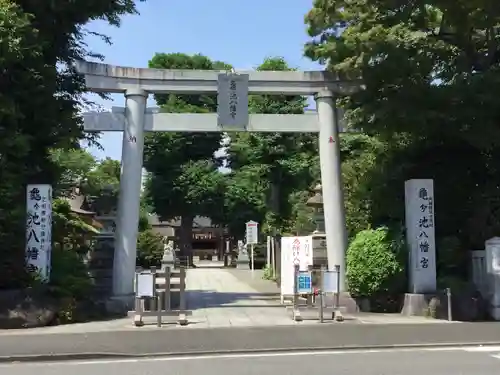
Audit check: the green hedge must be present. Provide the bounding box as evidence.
[347,227,406,298]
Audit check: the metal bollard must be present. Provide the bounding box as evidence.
[446,287,452,321]
[293,264,302,321]
[178,265,188,325]
[318,266,326,323]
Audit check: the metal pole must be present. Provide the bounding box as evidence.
[334,264,340,309]
[113,89,148,298]
[316,91,348,291]
[319,267,325,323]
[446,288,452,321]
[270,237,275,278]
[266,236,271,267]
[293,263,301,321]
[178,265,187,325]
[251,243,255,272]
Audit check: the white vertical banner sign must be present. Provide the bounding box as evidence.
[280,236,314,301]
[404,179,436,293]
[26,184,52,281]
[217,73,249,130]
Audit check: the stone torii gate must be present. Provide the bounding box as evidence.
[77,61,360,303]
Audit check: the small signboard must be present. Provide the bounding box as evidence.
[322,270,339,293]
[296,271,312,294]
[136,272,155,298]
[217,73,249,130]
[245,220,259,245]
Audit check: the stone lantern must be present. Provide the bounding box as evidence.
[307,183,325,234]
[306,184,328,268]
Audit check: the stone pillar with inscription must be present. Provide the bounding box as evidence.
[25,185,52,281]
[402,179,437,315]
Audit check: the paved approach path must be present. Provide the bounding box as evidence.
[186,262,295,328]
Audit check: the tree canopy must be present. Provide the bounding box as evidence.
[304,1,500,282]
[0,0,143,288]
[225,57,317,237]
[305,0,500,146]
[143,53,229,261]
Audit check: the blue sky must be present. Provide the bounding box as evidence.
[85,0,322,161]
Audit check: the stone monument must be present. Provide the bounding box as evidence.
[401,179,438,316]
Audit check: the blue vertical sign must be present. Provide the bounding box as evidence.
[297,271,312,294]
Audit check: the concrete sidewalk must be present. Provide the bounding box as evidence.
[1,265,498,362]
[2,323,500,362]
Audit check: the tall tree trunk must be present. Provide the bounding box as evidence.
[179,215,194,267]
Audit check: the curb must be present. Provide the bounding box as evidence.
[2,341,500,364]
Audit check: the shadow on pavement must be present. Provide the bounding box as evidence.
[186,289,281,310]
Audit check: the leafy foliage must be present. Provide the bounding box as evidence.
[305,1,500,147]
[0,0,143,288]
[346,227,406,298]
[47,199,97,321]
[226,57,316,235]
[143,53,229,260]
[304,1,500,284]
[136,230,165,269]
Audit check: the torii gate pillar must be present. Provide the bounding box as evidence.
[113,89,148,298]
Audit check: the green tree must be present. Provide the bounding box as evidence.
[305,1,500,146]
[0,0,50,287]
[49,149,96,196]
[0,0,143,288]
[143,53,229,264]
[226,57,316,236]
[304,1,500,280]
[83,158,121,197]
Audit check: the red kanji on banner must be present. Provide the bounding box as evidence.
[328,136,334,143]
[292,238,300,265]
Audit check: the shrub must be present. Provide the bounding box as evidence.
[49,247,92,300]
[347,227,406,298]
[48,246,93,323]
[136,230,164,269]
[262,264,276,281]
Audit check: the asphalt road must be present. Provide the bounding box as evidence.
[3,323,500,361]
[2,347,500,375]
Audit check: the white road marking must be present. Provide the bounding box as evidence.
[462,346,500,352]
[0,345,497,368]
[462,345,500,360]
